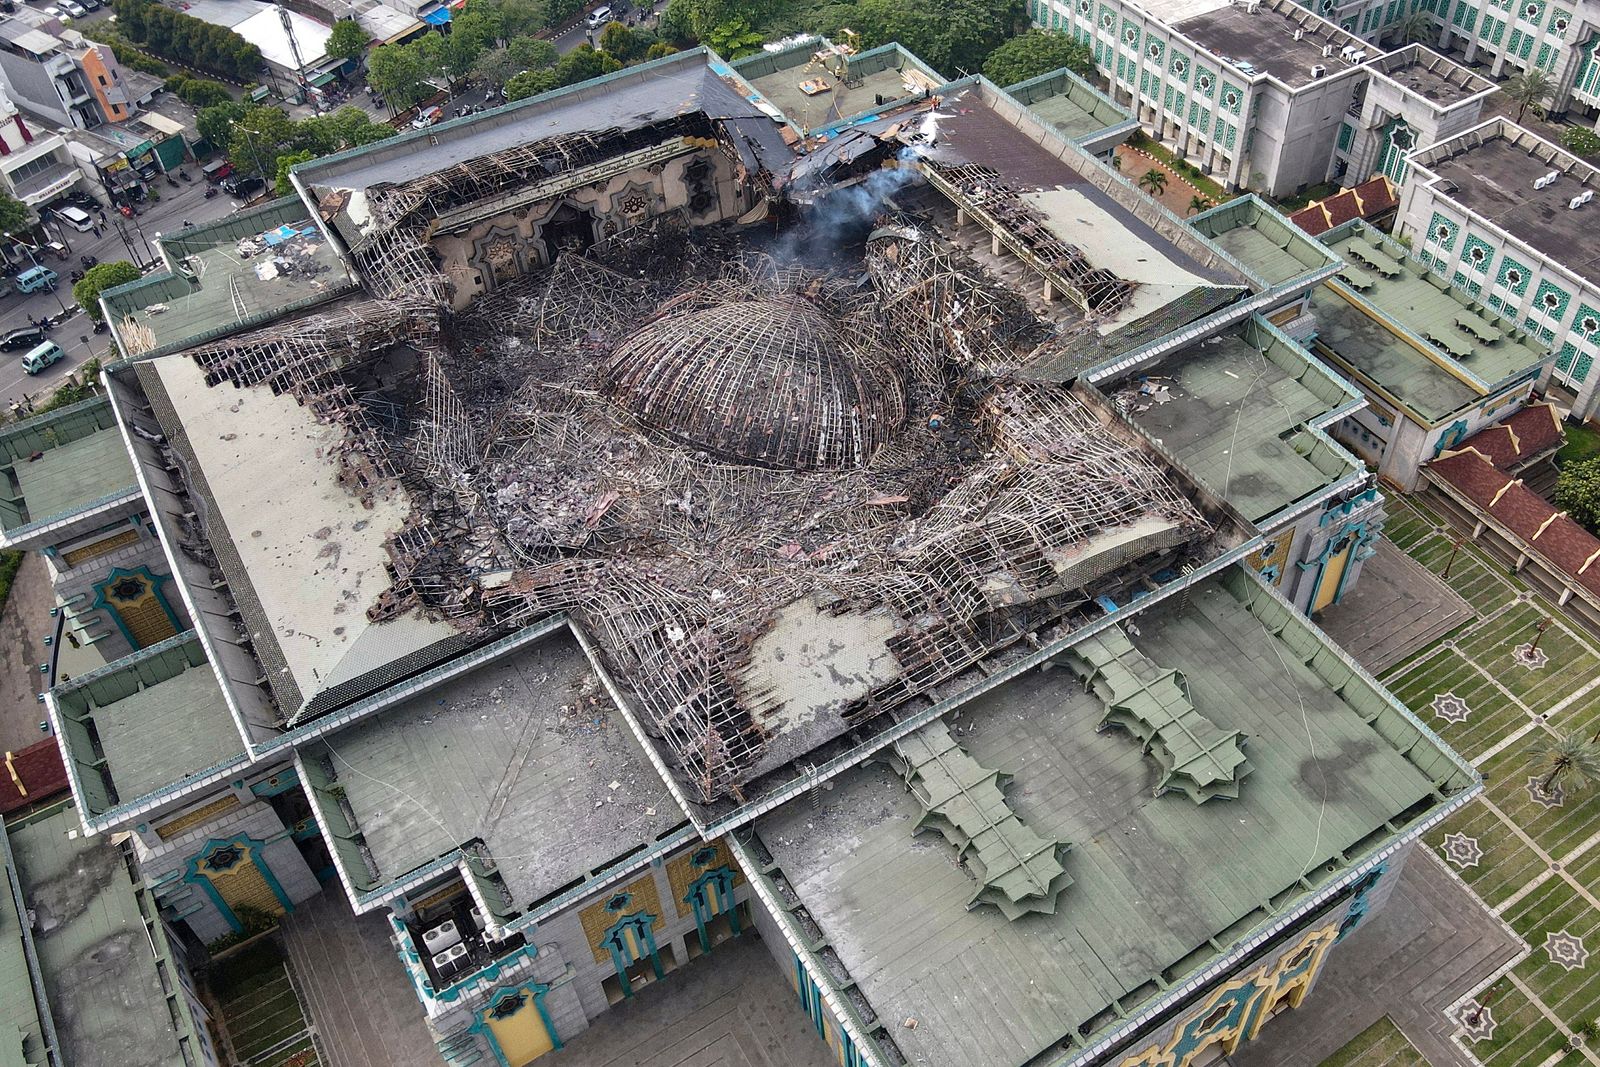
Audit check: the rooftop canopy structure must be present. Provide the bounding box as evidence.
[0,397,139,552]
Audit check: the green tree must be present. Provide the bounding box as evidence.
[274,149,315,197]
[674,0,776,39]
[980,29,1092,85]
[1556,456,1600,533]
[227,105,296,176]
[367,39,433,110]
[599,21,639,59]
[850,0,1021,76]
[505,68,559,100]
[656,0,695,44]
[507,37,558,69]
[473,45,519,88]
[1504,68,1554,123]
[0,193,29,237]
[72,261,141,322]
[1139,168,1168,196]
[498,0,549,37]
[1389,10,1435,44]
[1562,124,1600,159]
[326,19,370,65]
[176,79,233,108]
[704,16,762,58]
[553,44,622,86]
[196,100,247,152]
[1188,194,1209,215]
[1528,729,1600,795]
[644,42,677,59]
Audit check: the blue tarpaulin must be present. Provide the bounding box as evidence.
[421,7,452,23]
[263,224,300,245]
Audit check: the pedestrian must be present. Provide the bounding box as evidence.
[93,224,101,237]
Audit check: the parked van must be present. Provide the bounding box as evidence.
[585,5,612,26]
[14,265,57,293]
[20,341,63,375]
[53,205,93,232]
[410,105,443,130]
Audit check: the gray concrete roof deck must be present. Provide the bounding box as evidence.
[1368,45,1493,105]
[1188,195,1341,290]
[1211,221,1321,285]
[0,822,46,1067]
[1024,93,1121,141]
[1310,285,1478,422]
[9,804,198,1067]
[296,48,795,198]
[1321,229,1548,400]
[69,660,245,806]
[1006,67,1133,143]
[744,63,920,135]
[1166,0,1364,86]
[757,569,1462,1067]
[315,627,678,909]
[9,429,135,525]
[1421,131,1600,281]
[1115,332,1349,520]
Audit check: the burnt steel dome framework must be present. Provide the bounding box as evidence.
[603,293,908,470]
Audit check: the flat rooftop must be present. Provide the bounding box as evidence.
[1007,67,1132,143]
[311,627,677,908]
[104,202,356,359]
[0,818,46,1067]
[1189,195,1339,288]
[136,348,460,724]
[0,398,136,540]
[1368,45,1492,106]
[1110,327,1357,521]
[8,804,199,1067]
[1417,126,1600,284]
[1321,229,1547,400]
[1165,0,1364,87]
[1310,286,1478,422]
[54,636,245,814]
[737,42,944,135]
[756,566,1468,1067]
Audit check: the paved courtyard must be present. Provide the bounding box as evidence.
[1357,497,1600,1067]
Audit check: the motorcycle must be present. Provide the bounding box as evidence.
[91,319,107,335]
[68,269,84,283]
[203,186,219,200]
[178,169,191,181]
[79,254,96,268]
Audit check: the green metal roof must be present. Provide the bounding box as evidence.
[0,821,47,1067]
[755,565,1474,1067]
[0,398,136,541]
[1064,624,1252,802]
[888,720,1072,919]
[7,802,202,1067]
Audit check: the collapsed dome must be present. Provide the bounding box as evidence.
[602,295,908,470]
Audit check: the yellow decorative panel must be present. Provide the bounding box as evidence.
[578,873,665,963]
[62,528,140,568]
[484,993,554,1065]
[155,794,241,840]
[1248,535,1293,586]
[1115,922,1340,1067]
[209,854,284,917]
[665,838,744,917]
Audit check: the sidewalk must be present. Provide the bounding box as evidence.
[0,551,54,754]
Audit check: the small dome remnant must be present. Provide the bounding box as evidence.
[602,295,907,470]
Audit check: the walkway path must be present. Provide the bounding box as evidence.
[0,551,53,754]
[1114,145,1214,217]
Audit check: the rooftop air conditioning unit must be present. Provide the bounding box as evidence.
[1352,49,1367,61]
[1341,44,1358,59]
[1544,169,1560,184]
[1322,43,1334,56]
[1311,62,1327,77]
[1534,173,1556,189]
[1244,0,1260,12]
[1570,192,1589,209]
[1293,27,1304,38]
[1581,189,1595,205]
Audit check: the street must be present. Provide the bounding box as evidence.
[0,174,247,408]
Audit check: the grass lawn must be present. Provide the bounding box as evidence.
[1556,420,1600,468]
[1468,974,1569,1067]
[210,940,320,1067]
[1316,1016,1427,1067]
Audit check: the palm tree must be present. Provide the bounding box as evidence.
[1188,194,1210,215]
[1504,68,1555,124]
[1528,730,1600,795]
[1140,168,1168,196]
[1391,10,1435,45]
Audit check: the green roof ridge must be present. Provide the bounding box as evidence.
[887,719,1073,920]
[1065,624,1253,802]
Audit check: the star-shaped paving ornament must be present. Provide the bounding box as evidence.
[1546,930,1590,972]
[1431,693,1471,724]
[1442,832,1482,869]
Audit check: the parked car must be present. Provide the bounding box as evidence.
[79,0,99,9]
[0,325,46,352]
[14,265,57,293]
[21,340,64,375]
[201,159,233,183]
[410,105,443,130]
[41,7,61,17]
[221,174,265,199]
[59,1,85,16]
[52,205,93,232]
[585,4,612,26]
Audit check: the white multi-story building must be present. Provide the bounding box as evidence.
[1335,43,1495,183]
[1400,115,1600,417]
[1033,0,1376,194]
[0,84,80,209]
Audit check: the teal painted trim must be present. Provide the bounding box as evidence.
[686,866,738,954]
[466,981,563,1067]
[601,912,662,996]
[1432,419,1470,457]
[181,834,295,933]
[90,565,181,651]
[250,768,301,798]
[429,943,542,1004]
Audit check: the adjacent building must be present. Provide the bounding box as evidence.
[1399,115,1600,418]
[0,45,1495,1067]
[0,85,79,209]
[0,15,140,130]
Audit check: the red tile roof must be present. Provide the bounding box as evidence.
[0,737,69,816]
[1429,448,1600,600]
[1446,403,1566,471]
[1289,177,1401,237]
